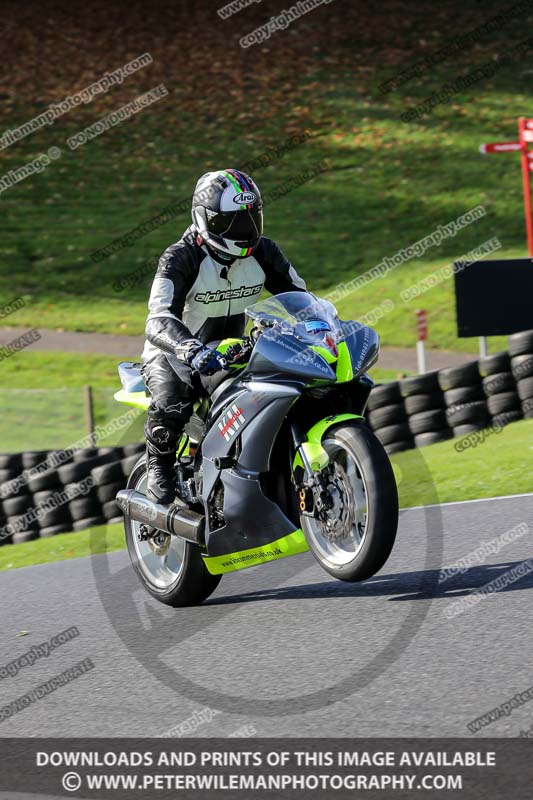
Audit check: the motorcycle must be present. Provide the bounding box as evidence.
[114,291,399,606]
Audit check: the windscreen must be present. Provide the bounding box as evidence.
[245,292,341,339]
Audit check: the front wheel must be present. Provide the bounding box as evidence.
[300,423,398,582]
[123,456,221,606]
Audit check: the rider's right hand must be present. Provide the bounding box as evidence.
[189,346,226,376]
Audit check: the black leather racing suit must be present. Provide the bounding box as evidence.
[141,226,306,455]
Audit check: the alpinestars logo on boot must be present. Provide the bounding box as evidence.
[218,403,245,441]
[194,284,262,304]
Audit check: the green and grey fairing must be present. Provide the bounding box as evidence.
[115,292,379,575]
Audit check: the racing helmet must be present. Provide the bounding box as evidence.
[191,169,263,260]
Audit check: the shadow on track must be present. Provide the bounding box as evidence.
[205,559,533,605]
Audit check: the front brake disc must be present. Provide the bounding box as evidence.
[319,463,356,542]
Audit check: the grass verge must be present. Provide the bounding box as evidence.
[0,351,144,452]
[0,523,124,572]
[392,419,533,507]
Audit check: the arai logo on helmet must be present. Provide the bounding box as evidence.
[233,191,256,205]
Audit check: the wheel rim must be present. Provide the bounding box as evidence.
[301,436,368,567]
[130,470,186,589]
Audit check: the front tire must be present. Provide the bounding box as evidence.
[300,423,398,582]
[123,456,221,606]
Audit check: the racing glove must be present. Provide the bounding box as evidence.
[174,337,205,363]
[189,346,227,376]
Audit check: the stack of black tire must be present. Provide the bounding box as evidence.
[58,447,127,536]
[400,370,452,447]
[0,443,144,545]
[438,361,490,437]
[508,329,533,421]
[0,448,77,545]
[479,351,522,428]
[0,451,38,546]
[91,451,141,526]
[366,382,413,454]
[364,337,533,453]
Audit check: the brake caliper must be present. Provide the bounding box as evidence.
[298,472,334,517]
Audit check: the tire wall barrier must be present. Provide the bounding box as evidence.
[0,443,145,546]
[365,330,533,455]
[1,331,532,546]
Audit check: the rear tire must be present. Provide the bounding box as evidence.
[124,456,221,607]
[300,423,398,582]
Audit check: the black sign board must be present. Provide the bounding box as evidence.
[454,258,533,337]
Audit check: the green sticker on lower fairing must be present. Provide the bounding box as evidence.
[203,528,309,575]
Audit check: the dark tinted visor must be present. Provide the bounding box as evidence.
[208,208,263,242]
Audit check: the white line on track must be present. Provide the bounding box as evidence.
[401,492,533,513]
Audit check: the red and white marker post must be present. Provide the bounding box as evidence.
[416,309,427,374]
[479,117,533,256]
[519,117,533,256]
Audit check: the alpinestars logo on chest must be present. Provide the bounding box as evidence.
[218,403,246,441]
[194,284,262,304]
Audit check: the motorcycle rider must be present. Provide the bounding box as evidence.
[141,169,307,504]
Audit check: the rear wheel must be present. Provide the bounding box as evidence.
[123,457,221,606]
[300,423,398,582]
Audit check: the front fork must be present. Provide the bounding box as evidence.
[291,422,333,518]
[290,413,366,522]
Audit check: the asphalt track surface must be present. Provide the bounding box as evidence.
[1,493,532,739]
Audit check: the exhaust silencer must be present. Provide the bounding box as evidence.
[116,489,204,544]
